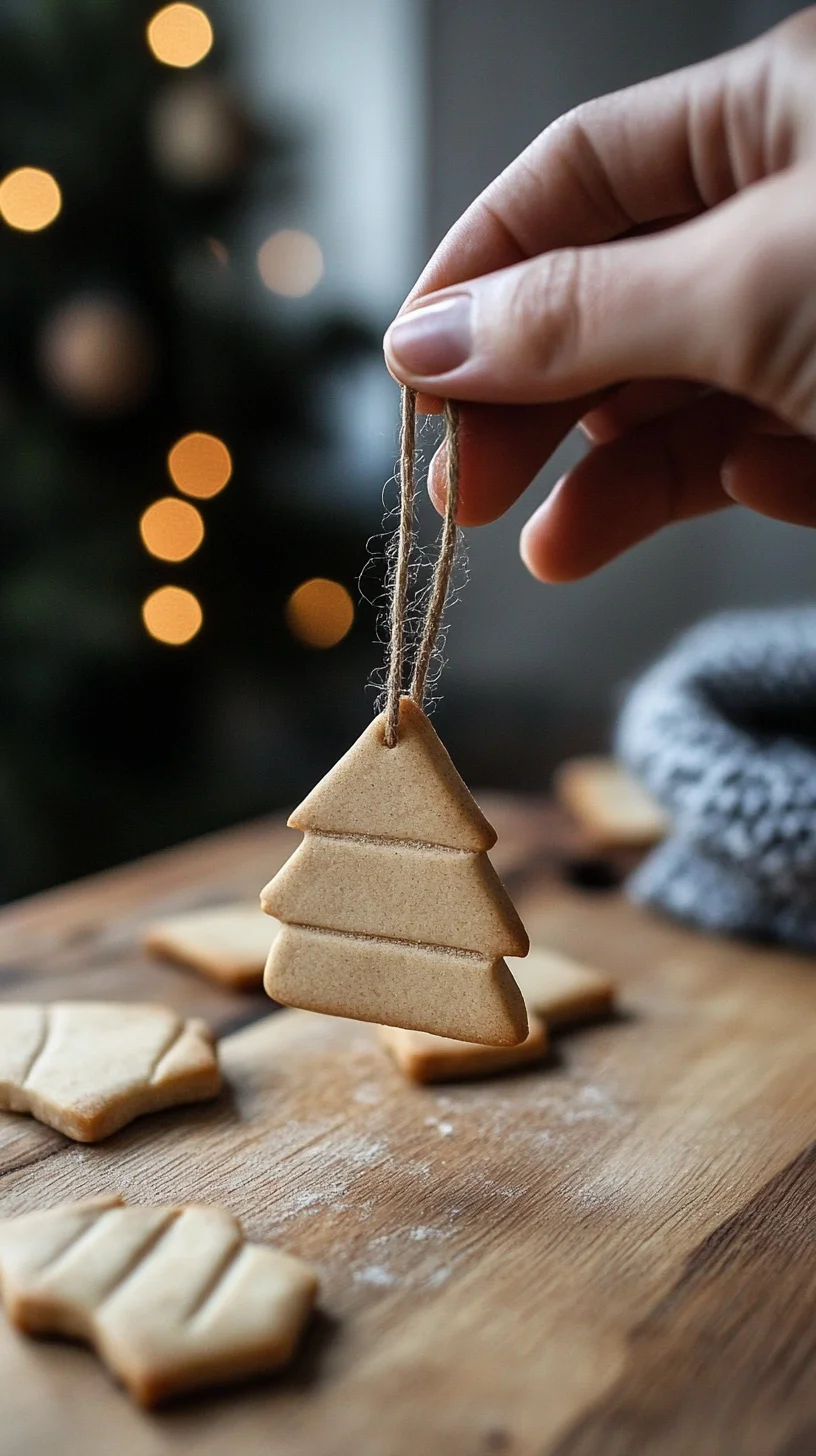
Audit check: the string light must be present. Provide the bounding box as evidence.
[146,4,213,68]
[140,497,204,562]
[257,230,324,297]
[0,167,61,232]
[142,586,203,645]
[286,579,354,649]
[167,431,232,498]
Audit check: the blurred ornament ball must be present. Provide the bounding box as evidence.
[38,296,157,415]
[149,78,247,188]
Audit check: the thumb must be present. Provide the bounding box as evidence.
[384,168,816,436]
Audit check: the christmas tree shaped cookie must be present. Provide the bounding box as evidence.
[262,697,529,1045]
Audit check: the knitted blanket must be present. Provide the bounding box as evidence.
[616,607,816,950]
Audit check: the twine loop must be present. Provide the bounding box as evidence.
[383,388,460,748]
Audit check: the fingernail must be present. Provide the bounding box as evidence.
[386,295,472,377]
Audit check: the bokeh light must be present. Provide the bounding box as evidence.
[207,237,229,266]
[286,579,354,649]
[168,431,232,498]
[38,295,156,415]
[257,230,324,297]
[0,167,61,232]
[142,586,203,645]
[140,497,204,562]
[146,4,213,68]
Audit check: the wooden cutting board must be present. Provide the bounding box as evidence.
[0,802,815,1455]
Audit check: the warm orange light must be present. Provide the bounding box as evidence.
[0,167,61,232]
[286,579,354,649]
[167,431,232,498]
[140,497,204,562]
[257,230,324,297]
[142,585,203,645]
[146,4,213,68]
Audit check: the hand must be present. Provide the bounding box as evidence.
[383,10,816,580]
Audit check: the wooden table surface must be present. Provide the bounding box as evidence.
[1,795,815,1456]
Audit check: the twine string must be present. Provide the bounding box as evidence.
[383,389,460,747]
[409,398,460,710]
[383,385,417,748]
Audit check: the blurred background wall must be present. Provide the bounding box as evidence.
[0,0,811,899]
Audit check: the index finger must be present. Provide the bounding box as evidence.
[403,35,767,313]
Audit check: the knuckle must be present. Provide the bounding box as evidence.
[541,101,596,158]
[509,249,587,378]
[545,102,631,235]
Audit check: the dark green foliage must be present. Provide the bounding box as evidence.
[0,0,381,898]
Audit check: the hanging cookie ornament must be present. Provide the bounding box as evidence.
[261,391,529,1045]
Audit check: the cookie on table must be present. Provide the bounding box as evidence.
[0,1195,318,1407]
[377,947,615,1084]
[507,948,615,1029]
[554,756,668,850]
[0,1002,220,1141]
[378,1012,548,1084]
[145,904,280,990]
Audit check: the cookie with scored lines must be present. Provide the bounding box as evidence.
[0,1001,220,1141]
[0,1195,317,1406]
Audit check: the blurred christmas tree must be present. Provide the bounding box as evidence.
[0,0,383,900]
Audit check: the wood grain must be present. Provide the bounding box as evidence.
[553,1140,816,1456]
[0,796,814,1454]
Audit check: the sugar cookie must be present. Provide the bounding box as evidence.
[555,756,668,849]
[0,1003,220,1141]
[508,948,615,1028]
[263,698,528,1046]
[145,905,280,990]
[376,947,614,1085]
[270,926,526,1044]
[378,1012,547,1084]
[0,1195,317,1406]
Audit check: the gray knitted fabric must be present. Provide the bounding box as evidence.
[616,607,816,950]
